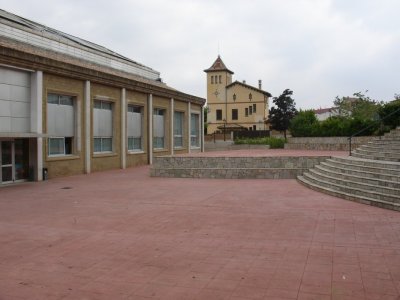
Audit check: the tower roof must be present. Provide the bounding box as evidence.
[204,55,234,74]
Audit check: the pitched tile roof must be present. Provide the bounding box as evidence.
[204,55,234,74]
[226,81,272,97]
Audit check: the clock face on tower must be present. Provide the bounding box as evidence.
[214,89,220,97]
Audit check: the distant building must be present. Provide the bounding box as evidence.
[0,9,205,183]
[313,107,338,121]
[204,56,271,134]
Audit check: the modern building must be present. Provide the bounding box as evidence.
[0,9,205,184]
[204,56,271,134]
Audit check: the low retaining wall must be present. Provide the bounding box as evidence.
[285,136,374,151]
[150,156,331,179]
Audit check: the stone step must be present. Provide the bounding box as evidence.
[321,160,400,181]
[351,151,400,162]
[361,143,400,150]
[301,171,400,204]
[383,129,400,138]
[331,156,400,170]
[371,138,400,144]
[354,148,400,158]
[313,165,400,189]
[307,168,400,197]
[297,175,400,211]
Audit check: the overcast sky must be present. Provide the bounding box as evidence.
[1,0,399,109]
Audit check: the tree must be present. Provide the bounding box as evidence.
[289,110,318,137]
[378,99,400,129]
[268,89,297,139]
[334,91,382,120]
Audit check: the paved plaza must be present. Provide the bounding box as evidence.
[0,160,400,299]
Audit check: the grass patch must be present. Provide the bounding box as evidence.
[234,137,286,148]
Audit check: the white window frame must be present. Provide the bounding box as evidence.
[174,111,184,149]
[153,108,165,149]
[48,137,73,156]
[190,113,200,148]
[93,100,113,153]
[47,93,75,157]
[127,105,143,152]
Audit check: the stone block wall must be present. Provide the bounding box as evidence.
[285,136,374,151]
[151,156,331,179]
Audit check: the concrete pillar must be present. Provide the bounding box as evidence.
[84,80,91,174]
[121,88,126,169]
[188,102,191,154]
[201,105,205,152]
[170,98,174,155]
[148,94,153,164]
[30,71,43,181]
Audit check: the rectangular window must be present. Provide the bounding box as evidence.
[153,108,165,149]
[249,106,253,115]
[253,104,256,113]
[232,109,238,120]
[94,137,112,152]
[211,76,214,84]
[93,100,113,153]
[174,111,184,148]
[48,137,73,156]
[216,109,222,120]
[219,75,222,84]
[245,108,248,117]
[191,113,200,148]
[47,93,75,156]
[127,105,143,151]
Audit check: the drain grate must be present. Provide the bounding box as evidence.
[61,187,72,190]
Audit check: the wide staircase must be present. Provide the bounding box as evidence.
[298,127,400,211]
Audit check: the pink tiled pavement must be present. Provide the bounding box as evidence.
[0,164,399,299]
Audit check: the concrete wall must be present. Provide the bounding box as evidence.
[0,67,31,133]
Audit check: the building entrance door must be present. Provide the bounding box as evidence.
[0,139,29,184]
[1,141,13,183]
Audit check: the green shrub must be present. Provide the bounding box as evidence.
[233,137,285,148]
[379,100,400,129]
[290,111,380,137]
[289,110,318,137]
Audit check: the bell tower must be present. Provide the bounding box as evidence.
[204,55,234,104]
[204,56,234,133]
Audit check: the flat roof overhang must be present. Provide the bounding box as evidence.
[0,132,49,138]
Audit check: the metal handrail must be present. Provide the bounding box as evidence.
[348,106,400,156]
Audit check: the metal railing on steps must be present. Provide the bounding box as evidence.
[348,107,400,156]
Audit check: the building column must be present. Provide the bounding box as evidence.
[201,105,205,152]
[170,98,174,155]
[148,94,153,164]
[84,80,91,174]
[30,71,43,181]
[121,88,126,169]
[187,102,191,154]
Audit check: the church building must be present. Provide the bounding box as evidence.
[204,56,271,134]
